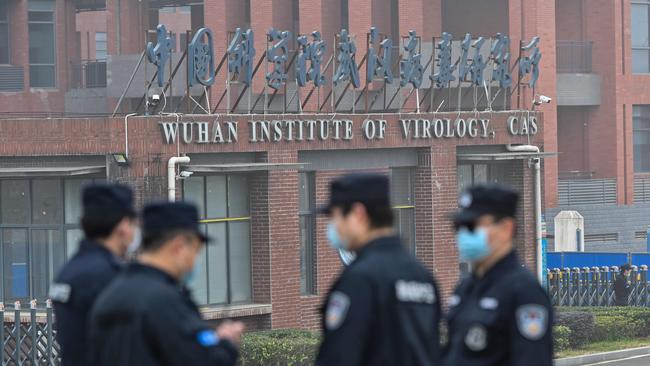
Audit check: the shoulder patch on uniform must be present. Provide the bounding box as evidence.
[49,283,71,303]
[196,330,220,347]
[479,297,499,310]
[325,291,350,331]
[465,324,487,352]
[395,280,436,304]
[516,304,548,341]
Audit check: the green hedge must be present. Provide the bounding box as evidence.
[554,311,595,347]
[553,326,571,352]
[556,307,650,344]
[238,329,320,366]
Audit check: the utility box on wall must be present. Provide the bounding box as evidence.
[554,211,585,252]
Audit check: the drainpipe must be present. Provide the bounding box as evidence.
[124,113,137,158]
[506,144,543,284]
[168,156,190,202]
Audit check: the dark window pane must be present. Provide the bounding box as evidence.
[28,11,54,22]
[228,221,251,303]
[0,23,9,64]
[300,215,315,294]
[299,172,312,212]
[0,2,7,20]
[64,179,91,224]
[473,164,488,184]
[29,23,55,64]
[183,176,206,217]
[3,229,29,301]
[29,65,55,87]
[391,168,414,206]
[66,229,83,259]
[632,4,649,48]
[457,165,472,192]
[399,209,415,253]
[32,229,62,300]
[32,179,62,225]
[188,241,208,305]
[1,180,30,224]
[206,176,227,218]
[633,49,650,74]
[207,223,228,304]
[228,175,249,217]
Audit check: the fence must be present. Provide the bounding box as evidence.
[0,300,60,365]
[547,252,650,270]
[69,60,107,89]
[548,265,650,307]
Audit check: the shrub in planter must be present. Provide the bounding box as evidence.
[553,326,571,352]
[238,329,320,366]
[554,311,595,348]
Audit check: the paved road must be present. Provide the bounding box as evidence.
[581,354,650,365]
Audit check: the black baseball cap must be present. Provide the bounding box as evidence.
[452,184,519,226]
[83,183,136,219]
[142,202,211,245]
[317,173,390,214]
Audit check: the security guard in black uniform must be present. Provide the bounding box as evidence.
[443,184,553,366]
[89,202,244,366]
[316,173,441,366]
[50,184,137,366]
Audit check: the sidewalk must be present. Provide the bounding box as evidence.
[555,346,650,366]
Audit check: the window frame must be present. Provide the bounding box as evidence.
[390,167,416,254]
[183,174,253,306]
[0,1,10,65]
[632,0,650,74]
[27,0,57,88]
[0,176,103,302]
[298,171,316,295]
[633,105,650,172]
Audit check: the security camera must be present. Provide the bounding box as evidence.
[149,94,161,107]
[178,171,193,179]
[533,95,552,106]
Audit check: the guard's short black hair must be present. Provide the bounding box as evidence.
[81,211,135,240]
[620,264,632,273]
[141,229,197,253]
[337,201,394,229]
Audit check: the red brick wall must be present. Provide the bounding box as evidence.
[76,11,107,60]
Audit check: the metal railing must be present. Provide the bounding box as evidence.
[69,59,107,89]
[1,299,60,365]
[548,265,650,307]
[556,40,593,73]
[635,174,650,203]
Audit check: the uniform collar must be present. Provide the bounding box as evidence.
[473,250,519,283]
[79,239,123,268]
[357,235,402,258]
[127,262,179,285]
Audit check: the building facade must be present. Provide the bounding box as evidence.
[2,0,646,328]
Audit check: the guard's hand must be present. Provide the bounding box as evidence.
[216,320,245,346]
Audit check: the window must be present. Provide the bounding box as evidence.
[0,177,103,302]
[299,172,316,295]
[95,32,107,60]
[633,0,650,73]
[391,168,416,253]
[183,175,252,305]
[0,1,9,64]
[28,0,56,87]
[634,105,650,172]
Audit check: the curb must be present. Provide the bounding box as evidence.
[554,346,650,366]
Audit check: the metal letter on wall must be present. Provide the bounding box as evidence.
[458,33,472,81]
[367,27,393,84]
[146,24,174,87]
[490,33,512,88]
[519,36,542,88]
[227,28,256,86]
[266,28,291,90]
[333,29,360,88]
[399,30,423,88]
[297,31,327,87]
[431,32,456,88]
[188,27,215,87]
[469,37,487,86]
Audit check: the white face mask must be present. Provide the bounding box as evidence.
[126,227,142,258]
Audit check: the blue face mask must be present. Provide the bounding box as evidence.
[327,222,349,250]
[456,228,491,262]
[182,260,201,286]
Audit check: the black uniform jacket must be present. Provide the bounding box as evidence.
[89,262,238,366]
[316,235,441,366]
[443,251,553,366]
[51,240,122,366]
